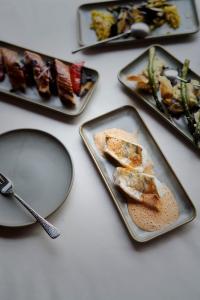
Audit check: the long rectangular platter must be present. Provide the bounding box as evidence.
[78,0,199,46]
[118,44,200,149]
[0,41,99,117]
[80,105,196,242]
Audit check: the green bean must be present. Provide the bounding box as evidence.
[148,47,171,119]
[180,59,196,135]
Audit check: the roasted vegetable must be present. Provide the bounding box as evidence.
[180,59,196,134]
[148,47,171,118]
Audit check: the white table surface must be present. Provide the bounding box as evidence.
[0,0,200,299]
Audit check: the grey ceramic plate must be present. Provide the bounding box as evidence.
[118,44,200,149]
[0,129,74,227]
[0,41,99,117]
[80,106,196,242]
[78,0,199,46]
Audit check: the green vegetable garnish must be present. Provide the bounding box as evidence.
[148,47,172,119]
[180,59,196,135]
[194,111,200,147]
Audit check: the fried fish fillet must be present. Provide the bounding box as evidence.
[113,167,165,210]
[104,136,151,172]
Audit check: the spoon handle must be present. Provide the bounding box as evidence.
[14,193,60,239]
[177,76,188,83]
[177,76,200,88]
[72,31,131,54]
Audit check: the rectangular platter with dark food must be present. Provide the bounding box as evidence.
[0,41,99,117]
[78,0,199,46]
[118,45,200,149]
[80,106,196,242]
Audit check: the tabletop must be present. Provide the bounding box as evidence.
[0,0,200,299]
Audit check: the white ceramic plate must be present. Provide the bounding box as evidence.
[0,129,74,227]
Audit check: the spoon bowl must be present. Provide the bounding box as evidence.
[163,68,200,88]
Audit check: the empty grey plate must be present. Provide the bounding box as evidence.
[0,129,74,227]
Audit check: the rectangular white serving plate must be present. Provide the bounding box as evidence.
[80,105,196,242]
[78,0,199,46]
[118,44,200,150]
[0,41,99,117]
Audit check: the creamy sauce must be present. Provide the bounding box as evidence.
[128,185,179,232]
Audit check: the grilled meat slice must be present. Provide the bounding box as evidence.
[24,51,50,97]
[1,48,26,90]
[54,59,75,105]
[0,49,5,81]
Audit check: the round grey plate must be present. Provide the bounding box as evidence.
[0,129,74,227]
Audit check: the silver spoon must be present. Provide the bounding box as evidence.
[72,22,150,54]
[163,68,200,88]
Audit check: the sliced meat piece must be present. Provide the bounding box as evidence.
[24,51,50,97]
[1,48,26,90]
[54,59,75,105]
[0,48,5,81]
[70,62,84,96]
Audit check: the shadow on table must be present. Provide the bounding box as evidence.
[0,88,98,126]
[75,34,198,56]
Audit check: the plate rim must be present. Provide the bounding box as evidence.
[0,128,74,228]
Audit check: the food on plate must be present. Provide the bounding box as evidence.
[0,46,95,107]
[90,0,180,41]
[127,47,200,146]
[0,50,5,81]
[114,167,163,211]
[90,10,115,40]
[95,128,138,151]
[54,59,75,105]
[104,136,152,172]
[94,128,179,231]
[24,51,51,97]
[1,48,26,91]
[128,184,179,232]
[70,62,84,96]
